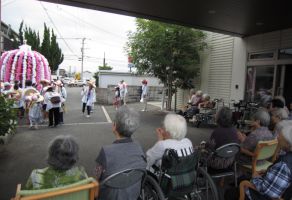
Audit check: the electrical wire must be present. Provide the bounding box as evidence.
[39,2,78,57]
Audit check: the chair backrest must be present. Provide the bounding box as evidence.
[160,149,198,197]
[255,139,278,160]
[215,143,241,159]
[13,177,98,200]
[100,168,146,189]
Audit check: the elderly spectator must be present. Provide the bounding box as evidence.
[198,94,214,109]
[238,109,274,164]
[95,106,146,200]
[190,90,203,106]
[206,107,240,170]
[225,125,292,200]
[146,114,193,169]
[270,108,289,137]
[25,135,87,189]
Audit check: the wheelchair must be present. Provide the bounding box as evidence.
[146,148,220,200]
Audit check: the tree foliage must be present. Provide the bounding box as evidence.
[98,63,113,71]
[16,22,64,73]
[126,19,207,109]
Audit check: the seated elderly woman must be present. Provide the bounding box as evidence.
[206,107,240,170]
[237,109,275,164]
[270,107,289,137]
[25,135,88,189]
[198,94,214,110]
[95,106,146,200]
[225,125,292,200]
[146,113,193,169]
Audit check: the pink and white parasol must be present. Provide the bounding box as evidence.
[0,43,51,89]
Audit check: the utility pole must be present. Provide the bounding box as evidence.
[81,38,85,80]
[103,52,105,67]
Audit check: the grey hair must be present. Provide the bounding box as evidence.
[115,106,140,137]
[190,89,196,95]
[196,90,203,96]
[271,108,288,120]
[202,94,210,101]
[275,96,286,106]
[163,114,187,140]
[281,125,292,150]
[216,107,233,127]
[252,109,270,127]
[47,135,79,170]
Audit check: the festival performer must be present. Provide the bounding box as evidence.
[23,80,39,124]
[113,86,120,110]
[44,86,61,127]
[91,80,97,112]
[2,82,12,96]
[119,80,128,105]
[40,79,50,122]
[81,81,96,118]
[11,81,24,118]
[141,79,148,112]
[28,94,44,130]
[55,80,67,124]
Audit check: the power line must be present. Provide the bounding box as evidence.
[39,2,78,57]
[54,6,126,41]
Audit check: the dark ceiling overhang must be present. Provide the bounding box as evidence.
[40,0,292,37]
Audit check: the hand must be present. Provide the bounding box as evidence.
[237,131,246,142]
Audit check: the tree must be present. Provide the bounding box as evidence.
[24,27,40,51]
[41,24,51,64]
[98,63,113,71]
[49,29,64,72]
[126,19,207,110]
[93,72,99,87]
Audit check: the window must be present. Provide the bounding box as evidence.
[249,52,274,60]
[279,48,292,59]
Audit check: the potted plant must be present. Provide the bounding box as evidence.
[0,94,17,144]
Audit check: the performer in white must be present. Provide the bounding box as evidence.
[119,80,128,105]
[81,81,96,118]
[141,79,148,111]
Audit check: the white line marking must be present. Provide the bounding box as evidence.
[101,106,112,123]
[17,122,111,128]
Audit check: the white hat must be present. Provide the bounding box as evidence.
[4,82,10,86]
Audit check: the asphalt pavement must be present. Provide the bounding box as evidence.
[0,87,213,200]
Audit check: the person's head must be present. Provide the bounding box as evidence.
[278,125,292,151]
[162,114,187,140]
[113,106,140,138]
[47,135,79,170]
[270,108,288,126]
[196,90,203,97]
[270,98,285,109]
[4,82,11,90]
[120,80,124,84]
[190,89,196,95]
[46,86,54,92]
[216,107,233,128]
[202,94,210,101]
[251,109,270,128]
[13,82,19,90]
[25,80,32,87]
[275,96,286,106]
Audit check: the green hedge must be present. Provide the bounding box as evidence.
[0,94,17,136]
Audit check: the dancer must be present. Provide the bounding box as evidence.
[28,94,44,129]
[81,81,96,118]
[119,80,128,105]
[141,79,148,111]
[45,86,61,127]
[113,86,121,110]
[55,80,67,124]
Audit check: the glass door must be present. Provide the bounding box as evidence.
[245,66,274,106]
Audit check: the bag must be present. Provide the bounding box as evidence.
[50,96,61,104]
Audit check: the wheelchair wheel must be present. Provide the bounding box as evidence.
[139,175,165,200]
[193,167,219,200]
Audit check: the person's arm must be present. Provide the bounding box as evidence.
[146,141,165,169]
[95,148,106,181]
[251,162,291,198]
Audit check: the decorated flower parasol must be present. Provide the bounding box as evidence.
[0,41,51,90]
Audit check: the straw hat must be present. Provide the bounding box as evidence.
[40,79,50,84]
[24,88,39,97]
[88,81,96,88]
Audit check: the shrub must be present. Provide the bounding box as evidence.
[0,94,17,136]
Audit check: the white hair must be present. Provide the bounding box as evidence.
[271,108,288,120]
[282,125,292,150]
[196,90,203,96]
[163,114,187,140]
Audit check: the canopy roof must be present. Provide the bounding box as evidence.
[41,0,292,37]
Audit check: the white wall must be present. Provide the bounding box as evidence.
[99,72,163,88]
[230,37,247,101]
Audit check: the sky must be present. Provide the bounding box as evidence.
[1,0,137,73]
